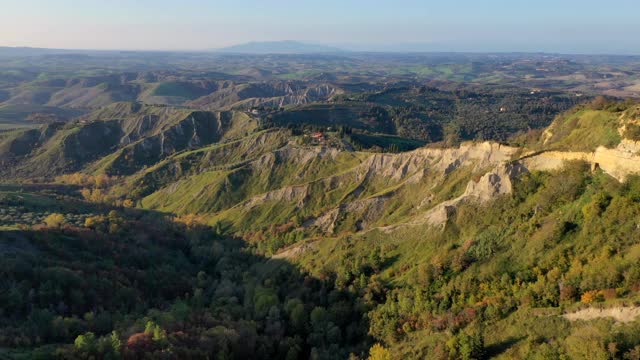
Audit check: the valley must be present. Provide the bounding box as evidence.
[1,50,640,359]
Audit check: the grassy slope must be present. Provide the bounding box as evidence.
[141,144,369,222]
[3,101,640,357]
[294,164,640,357]
[542,108,622,151]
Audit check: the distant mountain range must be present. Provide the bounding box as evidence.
[215,40,345,54]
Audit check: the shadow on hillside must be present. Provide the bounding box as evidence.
[381,253,400,269]
[0,209,372,359]
[484,336,525,358]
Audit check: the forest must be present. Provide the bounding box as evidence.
[1,209,372,359]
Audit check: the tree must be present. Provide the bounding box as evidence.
[368,343,392,360]
[44,213,66,228]
[144,321,167,343]
[446,328,485,360]
[254,287,279,319]
[84,215,107,231]
[94,174,112,188]
[565,326,608,360]
[75,332,97,354]
[581,290,598,304]
[285,299,307,333]
[94,331,122,359]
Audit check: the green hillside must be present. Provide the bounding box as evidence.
[0,103,259,179]
[295,164,640,358]
[3,53,640,359]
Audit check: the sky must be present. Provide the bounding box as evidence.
[0,0,639,54]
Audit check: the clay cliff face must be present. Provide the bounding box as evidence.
[523,139,640,181]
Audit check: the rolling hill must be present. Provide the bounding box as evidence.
[216,41,345,54]
[2,54,640,359]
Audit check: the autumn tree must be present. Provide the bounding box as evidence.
[368,343,392,360]
[44,213,66,228]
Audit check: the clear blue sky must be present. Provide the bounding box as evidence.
[1,0,639,54]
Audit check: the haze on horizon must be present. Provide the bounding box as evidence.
[1,0,639,55]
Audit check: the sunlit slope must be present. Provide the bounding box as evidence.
[0,103,258,178]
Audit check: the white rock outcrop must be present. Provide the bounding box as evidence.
[523,139,640,181]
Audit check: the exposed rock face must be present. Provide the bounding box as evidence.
[85,111,229,176]
[191,141,521,234]
[272,242,317,260]
[5,120,126,178]
[243,185,309,208]
[421,202,458,229]
[303,197,388,234]
[188,81,342,110]
[0,106,248,178]
[523,139,640,181]
[563,306,640,323]
[419,142,518,173]
[376,144,521,228]
[411,162,526,228]
[410,138,640,228]
[293,142,522,232]
[385,139,640,229]
[463,162,527,202]
[359,142,518,183]
[526,105,640,181]
[138,133,640,237]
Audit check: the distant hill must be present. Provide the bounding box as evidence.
[0,46,78,57]
[216,40,345,54]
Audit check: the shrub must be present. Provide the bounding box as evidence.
[44,213,66,228]
[625,124,640,141]
[74,332,97,354]
[581,290,600,304]
[368,343,391,360]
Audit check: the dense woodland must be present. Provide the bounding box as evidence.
[1,212,372,359]
[268,86,583,146]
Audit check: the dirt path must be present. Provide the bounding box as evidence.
[272,241,317,259]
[563,307,640,323]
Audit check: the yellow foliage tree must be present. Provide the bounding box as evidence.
[581,290,598,304]
[368,343,392,360]
[94,174,112,188]
[81,188,110,203]
[56,173,90,186]
[57,173,117,188]
[44,213,66,228]
[84,215,106,229]
[80,188,92,200]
